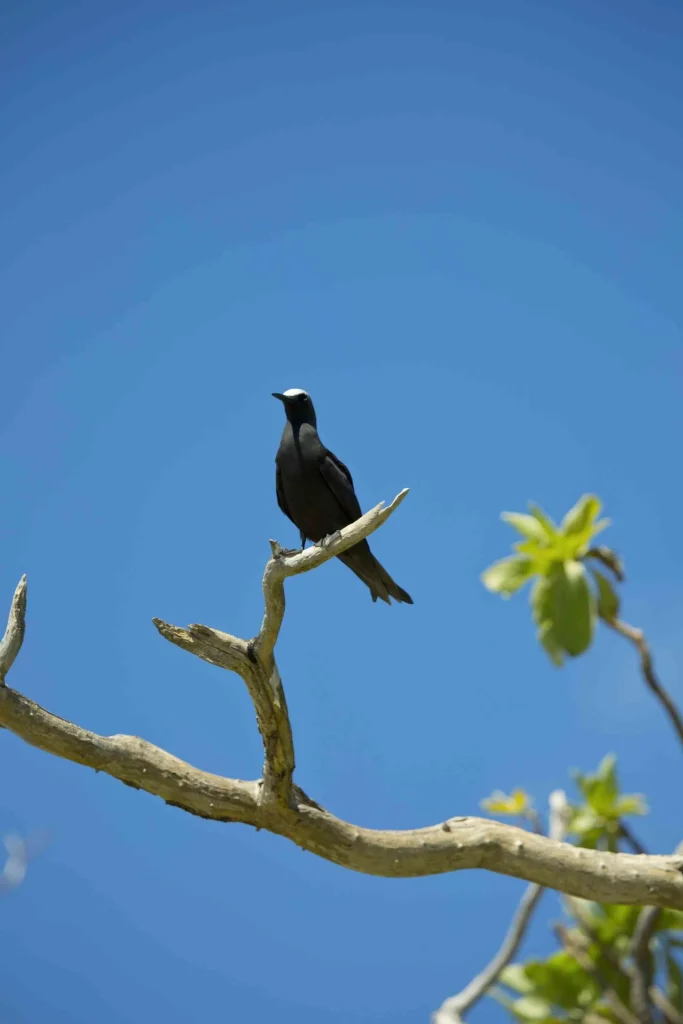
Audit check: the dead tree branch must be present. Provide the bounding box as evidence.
[1,499,683,906]
[0,575,27,683]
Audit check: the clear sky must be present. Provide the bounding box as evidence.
[1,1,682,1021]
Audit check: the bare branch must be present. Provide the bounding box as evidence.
[254,488,409,664]
[630,905,660,1024]
[154,489,408,807]
[433,791,570,1023]
[607,617,683,748]
[0,684,262,821]
[1,501,683,916]
[434,884,544,1023]
[152,619,295,808]
[0,576,27,684]
[0,682,682,903]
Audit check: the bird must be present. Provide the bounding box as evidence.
[272,388,412,605]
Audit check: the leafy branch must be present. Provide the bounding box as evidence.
[434,495,683,1023]
[482,494,683,749]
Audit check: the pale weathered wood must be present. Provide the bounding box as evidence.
[0,575,27,683]
[1,496,682,909]
[1,680,682,904]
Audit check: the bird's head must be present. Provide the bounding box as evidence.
[272,388,317,427]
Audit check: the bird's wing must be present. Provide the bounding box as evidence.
[275,464,294,523]
[319,449,363,523]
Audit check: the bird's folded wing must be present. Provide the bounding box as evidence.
[319,451,363,523]
[275,464,294,522]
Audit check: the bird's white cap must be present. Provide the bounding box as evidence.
[282,388,309,398]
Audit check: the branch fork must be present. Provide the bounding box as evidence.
[1,493,683,910]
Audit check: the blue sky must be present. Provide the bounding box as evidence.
[1,1,682,1021]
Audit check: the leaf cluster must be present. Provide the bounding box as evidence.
[482,496,623,664]
[482,757,681,1023]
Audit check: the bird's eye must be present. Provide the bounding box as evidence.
[299,394,307,403]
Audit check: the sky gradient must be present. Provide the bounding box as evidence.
[1,1,682,1021]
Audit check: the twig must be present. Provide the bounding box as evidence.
[432,792,570,1022]
[607,618,683,748]
[433,883,544,1023]
[154,489,408,808]
[255,488,409,665]
[0,576,27,684]
[630,906,660,1024]
[587,547,625,583]
[152,620,295,807]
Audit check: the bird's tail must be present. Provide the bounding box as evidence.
[373,556,413,605]
[337,546,413,605]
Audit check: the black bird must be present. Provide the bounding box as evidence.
[272,389,412,605]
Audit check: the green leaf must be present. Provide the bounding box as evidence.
[547,561,596,658]
[531,575,565,665]
[561,494,602,538]
[614,794,648,817]
[481,788,531,816]
[528,504,558,538]
[592,569,620,622]
[524,957,598,1010]
[511,995,553,1021]
[591,518,611,538]
[667,953,683,1012]
[568,757,646,852]
[539,623,565,666]
[595,754,619,805]
[559,495,611,558]
[589,903,641,945]
[499,964,535,994]
[574,755,620,816]
[502,512,552,544]
[569,808,602,835]
[482,556,536,597]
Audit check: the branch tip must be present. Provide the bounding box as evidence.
[0,575,28,683]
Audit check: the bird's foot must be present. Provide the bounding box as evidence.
[269,539,304,559]
[317,530,343,549]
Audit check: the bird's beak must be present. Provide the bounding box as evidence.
[272,393,287,403]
